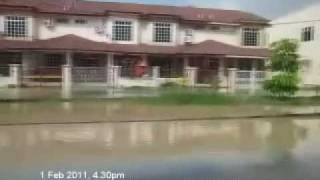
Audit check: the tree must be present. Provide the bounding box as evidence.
[264,39,300,97]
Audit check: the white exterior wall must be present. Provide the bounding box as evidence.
[269,3,320,85]
[179,25,242,46]
[0,12,268,47]
[38,16,108,42]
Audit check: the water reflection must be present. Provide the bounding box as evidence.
[0,119,320,180]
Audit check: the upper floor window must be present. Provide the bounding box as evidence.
[242,28,260,46]
[301,27,314,42]
[56,18,69,24]
[75,19,87,24]
[153,22,172,43]
[4,16,28,38]
[112,21,132,41]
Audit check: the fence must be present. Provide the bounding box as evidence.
[236,70,265,90]
[72,67,107,83]
[23,66,62,86]
[160,68,183,78]
[120,67,153,79]
[197,69,219,86]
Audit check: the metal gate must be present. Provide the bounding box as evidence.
[22,66,62,87]
[72,67,108,84]
[197,69,219,87]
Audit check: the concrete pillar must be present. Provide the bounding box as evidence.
[152,66,160,87]
[62,52,73,89]
[107,53,114,67]
[218,58,226,88]
[249,60,258,94]
[152,66,160,79]
[9,64,22,87]
[62,65,72,89]
[185,66,198,87]
[227,68,237,93]
[108,66,121,87]
[65,52,73,66]
[265,58,272,80]
[250,68,257,94]
[183,56,189,78]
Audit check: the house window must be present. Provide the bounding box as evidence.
[242,28,260,46]
[301,27,314,42]
[4,16,28,38]
[112,21,132,41]
[153,22,172,43]
[209,25,221,31]
[56,18,69,24]
[46,54,64,67]
[75,19,87,24]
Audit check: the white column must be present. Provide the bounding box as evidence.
[152,66,160,87]
[185,66,198,87]
[183,56,189,69]
[107,53,114,67]
[250,68,257,94]
[250,60,258,94]
[107,53,116,86]
[113,66,121,88]
[218,58,226,88]
[152,66,160,79]
[265,58,272,80]
[108,66,121,87]
[227,68,237,93]
[9,64,22,87]
[65,52,73,66]
[62,52,73,89]
[62,65,72,89]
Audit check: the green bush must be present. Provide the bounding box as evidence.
[264,73,299,97]
[270,39,300,73]
[264,39,300,97]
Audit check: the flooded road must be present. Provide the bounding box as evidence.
[0,118,320,180]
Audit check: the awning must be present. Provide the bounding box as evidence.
[0,34,270,58]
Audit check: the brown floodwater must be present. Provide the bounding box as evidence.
[0,117,320,180]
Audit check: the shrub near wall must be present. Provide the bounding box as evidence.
[264,39,300,97]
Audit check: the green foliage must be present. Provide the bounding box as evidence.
[264,73,299,97]
[270,39,300,73]
[264,39,300,97]
[141,90,236,105]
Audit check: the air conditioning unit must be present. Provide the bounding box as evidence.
[95,26,105,34]
[184,29,193,44]
[184,36,193,44]
[44,18,55,28]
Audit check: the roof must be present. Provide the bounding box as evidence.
[0,35,270,58]
[182,40,270,57]
[0,0,269,25]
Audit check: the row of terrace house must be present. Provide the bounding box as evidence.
[0,0,270,91]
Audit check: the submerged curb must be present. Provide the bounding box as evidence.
[0,112,319,126]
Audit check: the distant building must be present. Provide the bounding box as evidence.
[269,3,320,86]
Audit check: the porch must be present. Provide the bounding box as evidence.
[0,51,267,93]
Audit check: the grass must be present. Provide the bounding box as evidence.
[131,87,320,106]
[1,87,320,106]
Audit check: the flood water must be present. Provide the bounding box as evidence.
[0,118,320,180]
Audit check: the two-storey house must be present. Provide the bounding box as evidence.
[0,0,270,88]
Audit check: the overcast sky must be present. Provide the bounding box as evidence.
[93,0,319,19]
